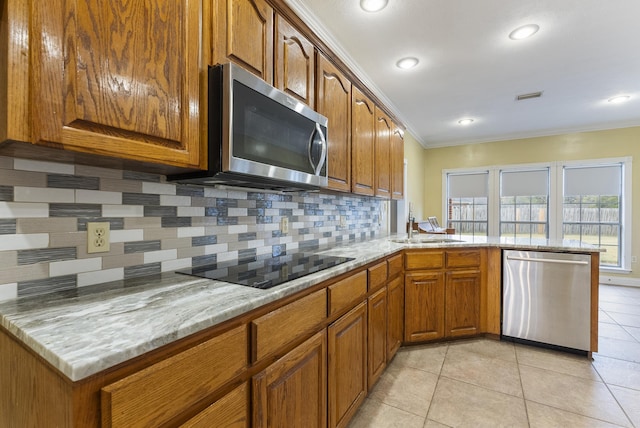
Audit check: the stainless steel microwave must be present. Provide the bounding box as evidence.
[169,63,328,190]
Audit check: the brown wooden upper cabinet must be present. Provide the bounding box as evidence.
[374,107,392,199]
[351,87,376,196]
[275,15,315,106]
[4,0,204,170]
[391,124,404,200]
[213,0,274,84]
[317,54,352,193]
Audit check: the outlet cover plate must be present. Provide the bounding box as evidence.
[87,222,110,253]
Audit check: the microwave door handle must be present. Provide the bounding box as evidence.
[308,123,328,176]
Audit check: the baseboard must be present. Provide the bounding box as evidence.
[599,275,640,288]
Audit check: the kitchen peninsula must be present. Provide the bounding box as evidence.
[0,236,601,427]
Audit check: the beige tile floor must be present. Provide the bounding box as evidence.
[348,284,640,428]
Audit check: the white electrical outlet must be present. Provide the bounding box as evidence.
[339,215,347,228]
[87,222,110,253]
[280,217,289,234]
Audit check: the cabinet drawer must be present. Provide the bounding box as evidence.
[446,250,481,269]
[181,382,249,428]
[405,251,444,270]
[101,325,248,428]
[252,289,327,361]
[387,253,403,278]
[368,261,388,291]
[328,270,367,316]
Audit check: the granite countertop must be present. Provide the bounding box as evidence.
[0,235,601,382]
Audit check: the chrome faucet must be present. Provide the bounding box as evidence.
[408,204,414,240]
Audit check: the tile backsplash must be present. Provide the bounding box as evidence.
[0,157,383,301]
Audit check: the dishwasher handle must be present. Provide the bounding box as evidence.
[506,255,589,266]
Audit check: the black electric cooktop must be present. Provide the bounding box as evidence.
[177,253,355,289]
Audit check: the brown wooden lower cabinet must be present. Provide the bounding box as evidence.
[404,271,445,342]
[253,330,327,428]
[386,275,404,361]
[180,382,249,428]
[445,270,481,337]
[367,286,387,390]
[328,301,368,428]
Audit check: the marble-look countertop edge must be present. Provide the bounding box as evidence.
[0,236,600,381]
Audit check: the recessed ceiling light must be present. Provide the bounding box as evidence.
[458,118,474,126]
[396,57,419,69]
[360,0,388,12]
[608,95,631,104]
[509,24,540,40]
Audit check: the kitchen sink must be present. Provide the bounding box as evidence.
[389,237,464,244]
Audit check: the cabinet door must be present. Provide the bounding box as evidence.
[275,15,315,106]
[351,87,375,196]
[317,55,352,192]
[31,0,203,169]
[386,275,404,361]
[213,0,274,83]
[180,382,249,428]
[404,272,445,342]
[445,270,481,337]
[391,125,404,200]
[328,302,367,428]
[253,331,326,428]
[367,286,387,390]
[374,107,392,199]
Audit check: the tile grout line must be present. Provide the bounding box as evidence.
[512,342,532,428]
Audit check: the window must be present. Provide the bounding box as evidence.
[499,169,549,239]
[443,157,631,271]
[446,172,489,237]
[563,164,623,267]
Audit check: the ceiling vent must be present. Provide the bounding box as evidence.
[516,91,543,101]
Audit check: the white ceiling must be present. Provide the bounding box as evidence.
[286,0,640,148]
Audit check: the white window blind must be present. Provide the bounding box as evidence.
[501,169,549,196]
[564,165,621,196]
[448,172,488,198]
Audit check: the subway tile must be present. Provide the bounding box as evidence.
[124,217,161,229]
[142,181,175,195]
[0,263,49,284]
[14,186,74,203]
[122,193,159,206]
[238,249,257,262]
[190,196,216,207]
[14,158,74,175]
[0,283,18,302]
[75,189,121,204]
[102,205,144,218]
[144,206,176,217]
[18,274,77,297]
[122,170,161,182]
[0,156,14,169]
[143,227,177,240]
[0,233,49,251]
[0,219,16,234]
[160,195,191,206]
[50,257,101,276]
[110,229,144,243]
[0,202,49,219]
[143,249,177,264]
[203,187,227,198]
[77,218,124,232]
[102,253,144,270]
[16,218,76,235]
[176,226,205,238]
[0,170,47,187]
[47,174,100,190]
[0,186,13,201]
[161,217,191,228]
[125,240,161,254]
[77,268,124,287]
[217,251,238,263]
[238,232,257,242]
[204,243,228,255]
[192,235,217,246]
[18,247,77,265]
[177,206,204,217]
[192,216,218,227]
[176,185,205,197]
[217,217,238,226]
[0,251,17,267]
[161,237,191,250]
[49,231,85,248]
[192,254,216,267]
[74,164,122,179]
[228,207,248,217]
[177,246,205,259]
[100,178,142,193]
[76,242,123,260]
[161,258,191,272]
[217,198,238,208]
[124,262,161,279]
[50,203,101,218]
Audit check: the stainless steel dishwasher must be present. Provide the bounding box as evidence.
[502,250,591,352]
